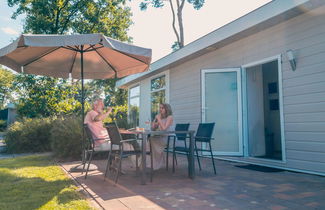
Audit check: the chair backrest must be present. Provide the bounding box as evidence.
[195,123,215,142]
[84,124,95,147]
[106,122,123,145]
[175,123,190,141]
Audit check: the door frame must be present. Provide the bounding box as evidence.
[241,55,286,162]
[201,68,243,156]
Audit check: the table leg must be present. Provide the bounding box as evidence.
[189,132,195,179]
[141,133,147,185]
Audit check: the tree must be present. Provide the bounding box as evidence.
[86,78,127,107]
[140,0,205,50]
[8,0,133,117]
[8,0,132,41]
[0,66,16,109]
[13,74,81,118]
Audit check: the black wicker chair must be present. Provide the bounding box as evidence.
[166,123,190,172]
[83,124,110,179]
[104,122,143,184]
[194,123,216,174]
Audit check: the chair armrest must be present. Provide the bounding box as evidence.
[179,134,191,138]
[120,139,139,143]
[195,136,213,141]
[93,137,109,141]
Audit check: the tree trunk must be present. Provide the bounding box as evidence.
[169,0,180,46]
[176,0,185,48]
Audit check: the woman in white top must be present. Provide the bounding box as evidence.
[150,103,174,170]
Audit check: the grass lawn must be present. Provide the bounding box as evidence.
[0,154,93,210]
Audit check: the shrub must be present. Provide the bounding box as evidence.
[50,115,83,159]
[5,117,54,153]
[0,120,6,132]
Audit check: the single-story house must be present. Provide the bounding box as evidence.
[0,103,17,126]
[117,0,325,176]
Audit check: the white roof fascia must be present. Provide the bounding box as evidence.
[117,0,314,88]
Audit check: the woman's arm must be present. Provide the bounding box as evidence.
[151,116,159,130]
[157,116,173,131]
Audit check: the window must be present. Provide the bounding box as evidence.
[151,75,166,120]
[128,85,140,128]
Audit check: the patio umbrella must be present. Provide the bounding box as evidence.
[0,33,152,169]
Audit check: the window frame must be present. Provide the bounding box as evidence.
[149,72,169,120]
[128,84,140,127]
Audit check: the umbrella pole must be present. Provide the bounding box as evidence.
[71,45,97,172]
[81,46,85,165]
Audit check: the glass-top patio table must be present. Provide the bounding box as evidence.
[121,129,196,185]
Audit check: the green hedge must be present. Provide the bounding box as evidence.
[0,120,6,132]
[5,118,54,153]
[50,116,83,159]
[4,106,129,159]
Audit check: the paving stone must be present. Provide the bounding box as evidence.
[270,205,288,210]
[305,202,320,208]
[245,182,267,188]
[60,156,325,210]
[273,193,294,200]
[294,192,315,199]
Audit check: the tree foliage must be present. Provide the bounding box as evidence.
[8,0,133,40]
[86,78,127,107]
[13,74,81,118]
[0,66,16,109]
[140,0,205,50]
[7,0,133,118]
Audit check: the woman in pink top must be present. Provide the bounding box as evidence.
[150,103,174,170]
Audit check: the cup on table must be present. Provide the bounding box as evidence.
[144,119,151,131]
[136,127,145,132]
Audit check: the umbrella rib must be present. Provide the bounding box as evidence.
[115,50,148,65]
[84,46,104,52]
[69,50,78,74]
[62,46,79,52]
[23,47,62,67]
[84,44,95,52]
[92,46,117,75]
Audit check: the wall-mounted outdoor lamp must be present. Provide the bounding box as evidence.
[286,49,296,71]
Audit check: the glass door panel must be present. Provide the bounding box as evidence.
[202,68,243,155]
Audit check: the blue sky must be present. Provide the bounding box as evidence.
[0,0,24,46]
[0,0,271,62]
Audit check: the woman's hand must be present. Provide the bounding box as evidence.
[155,115,173,131]
[151,120,158,130]
[155,114,161,122]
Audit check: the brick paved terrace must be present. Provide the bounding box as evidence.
[60,156,325,210]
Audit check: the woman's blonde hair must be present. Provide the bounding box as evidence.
[160,103,173,118]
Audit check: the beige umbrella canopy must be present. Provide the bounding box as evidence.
[0,33,152,127]
[0,34,152,170]
[0,33,152,79]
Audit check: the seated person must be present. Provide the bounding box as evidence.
[84,98,112,150]
[84,98,139,152]
[150,103,174,170]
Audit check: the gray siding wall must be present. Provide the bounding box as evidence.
[126,5,325,174]
[168,5,325,174]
